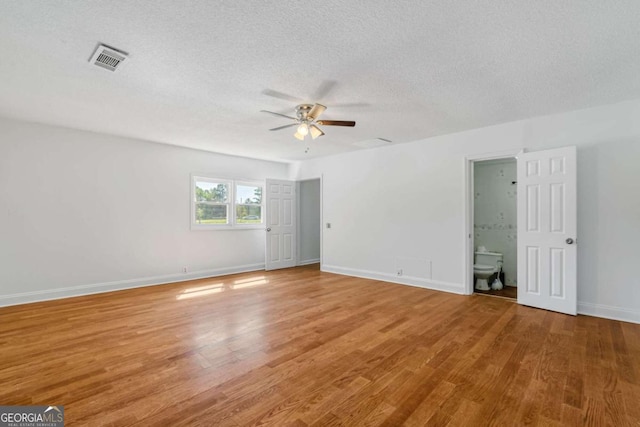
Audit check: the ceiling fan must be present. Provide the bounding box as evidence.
[260,103,356,140]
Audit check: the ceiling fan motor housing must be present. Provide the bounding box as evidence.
[295,104,314,121]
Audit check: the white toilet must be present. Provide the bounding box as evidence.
[474,251,503,291]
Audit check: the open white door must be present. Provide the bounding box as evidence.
[265,179,297,271]
[517,146,577,315]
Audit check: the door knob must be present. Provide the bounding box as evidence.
[566,238,574,244]
[266,227,271,232]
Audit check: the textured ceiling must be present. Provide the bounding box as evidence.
[1,1,639,162]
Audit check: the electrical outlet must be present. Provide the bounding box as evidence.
[182,267,188,273]
[397,269,403,276]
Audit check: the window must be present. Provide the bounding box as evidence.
[192,176,264,229]
[194,177,230,225]
[235,183,263,224]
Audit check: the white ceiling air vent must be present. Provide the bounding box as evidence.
[89,44,127,72]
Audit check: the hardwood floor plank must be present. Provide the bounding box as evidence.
[296,377,370,425]
[1,264,639,426]
[447,398,482,426]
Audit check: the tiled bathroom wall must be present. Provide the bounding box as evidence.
[474,158,517,286]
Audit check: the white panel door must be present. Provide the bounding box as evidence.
[265,179,297,271]
[517,146,577,315]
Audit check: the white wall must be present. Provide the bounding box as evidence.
[297,179,321,265]
[0,118,289,306]
[474,159,517,285]
[291,99,640,323]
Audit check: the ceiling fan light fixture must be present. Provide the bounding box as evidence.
[309,124,324,139]
[297,123,309,136]
[294,131,305,141]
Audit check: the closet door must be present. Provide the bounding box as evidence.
[265,179,297,270]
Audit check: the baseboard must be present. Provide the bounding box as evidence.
[0,263,265,308]
[6,264,635,324]
[320,266,640,324]
[322,264,465,295]
[297,258,320,266]
[578,302,640,324]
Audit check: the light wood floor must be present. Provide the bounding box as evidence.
[475,285,517,300]
[1,265,639,426]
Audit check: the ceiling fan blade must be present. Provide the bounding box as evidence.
[309,124,324,139]
[308,103,327,120]
[260,110,297,120]
[316,120,356,127]
[269,123,298,131]
[261,89,303,102]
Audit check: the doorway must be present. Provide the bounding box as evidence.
[465,149,520,298]
[265,177,322,271]
[472,158,517,300]
[465,146,578,315]
[297,178,321,267]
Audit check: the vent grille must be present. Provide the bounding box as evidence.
[89,44,127,72]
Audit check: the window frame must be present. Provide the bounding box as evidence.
[191,175,265,230]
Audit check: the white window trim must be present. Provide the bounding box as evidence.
[191,175,265,230]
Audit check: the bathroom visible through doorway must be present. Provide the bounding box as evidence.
[472,157,517,300]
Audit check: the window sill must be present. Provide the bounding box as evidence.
[191,224,265,231]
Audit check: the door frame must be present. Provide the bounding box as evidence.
[295,175,323,269]
[463,149,522,295]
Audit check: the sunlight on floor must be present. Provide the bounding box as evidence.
[176,276,269,299]
[232,276,269,289]
[176,283,224,300]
